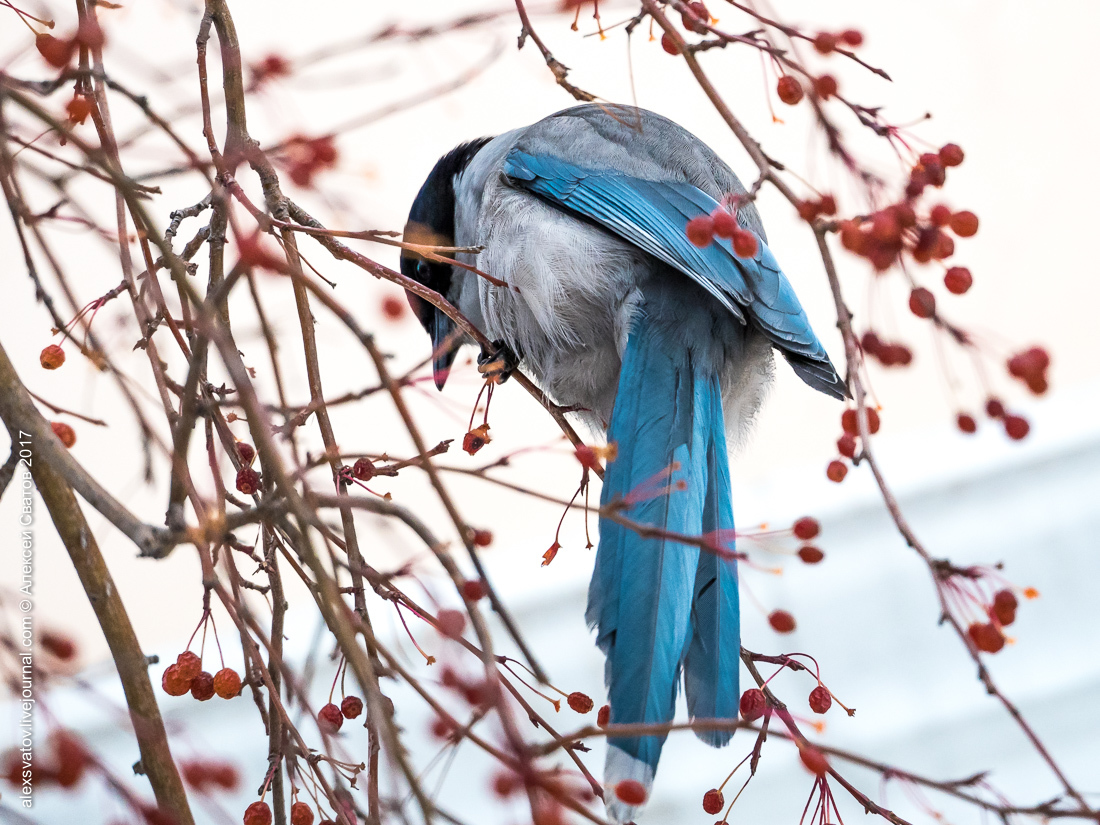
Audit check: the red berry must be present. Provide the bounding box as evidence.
[614,779,647,805]
[808,685,832,714]
[351,457,375,480]
[799,746,830,776]
[36,33,76,68]
[471,529,493,547]
[702,788,725,815]
[792,516,820,540]
[341,695,364,719]
[177,651,202,682]
[908,287,936,319]
[686,216,715,247]
[1004,415,1030,441]
[74,18,105,50]
[214,667,242,699]
[841,407,880,435]
[768,609,796,633]
[244,801,273,825]
[462,579,487,601]
[597,704,610,726]
[840,29,863,46]
[813,32,838,54]
[956,413,977,434]
[986,398,1006,419]
[950,210,979,237]
[939,143,965,167]
[731,229,758,258]
[712,210,737,239]
[51,421,76,448]
[837,432,857,458]
[236,442,256,465]
[860,331,883,355]
[437,609,466,639]
[944,266,973,294]
[798,545,825,564]
[190,671,215,701]
[660,32,679,55]
[929,204,952,227]
[53,730,89,788]
[567,692,594,713]
[462,424,490,455]
[492,771,521,798]
[680,1,710,33]
[814,74,838,99]
[40,344,66,370]
[161,664,192,696]
[41,631,77,661]
[291,801,314,825]
[776,75,804,105]
[739,688,766,721]
[797,200,818,222]
[66,95,94,125]
[431,716,455,740]
[992,590,1018,626]
[236,467,260,495]
[826,460,847,483]
[318,703,344,732]
[968,622,1005,653]
[381,294,406,321]
[818,195,837,215]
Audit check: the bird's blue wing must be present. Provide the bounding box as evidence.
[505,149,845,398]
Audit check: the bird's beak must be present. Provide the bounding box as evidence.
[431,312,458,391]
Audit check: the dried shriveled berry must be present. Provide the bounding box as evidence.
[191,671,215,701]
[792,516,820,540]
[51,421,76,448]
[236,467,260,495]
[597,704,611,726]
[826,460,847,483]
[944,266,973,294]
[768,610,796,633]
[213,668,242,699]
[777,75,804,105]
[968,622,1005,653]
[956,413,977,434]
[236,442,256,465]
[686,216,715,247]
[437,609,466,639]
[739,688,766,721]
[702,788,725,814]
[318,703,344,732]
[290,801,314,825]
[161,664,192,696]
[462,424,491,455]
[1004,415,1030,441]
[614,779,647,805]
[841,407,880,435]
[837,432,857,458]
[177,651,202,682]
[341,695,364,719]
[352,457,375,480]
[950,210,979,237]
[799,746,829,776]
[244,801,273,825]
[40,344,66,370]
[798,545,824,564]
[567,692,594,713]
[808,685,832,714]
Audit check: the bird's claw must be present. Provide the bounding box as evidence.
[477,339,519,384]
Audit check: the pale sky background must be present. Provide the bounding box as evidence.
[0,1,1098,822]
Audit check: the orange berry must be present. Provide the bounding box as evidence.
[950,210,979,237]
[826,460,847,482]
[597,704,610,726]
[567,691,594,713]
[40,344,65,369]
[244,801,272,825]
[161,664,191,697]
[290,801,314,825]
[51,421,76,448]
[213,668,242,699]
[799,746,829,776]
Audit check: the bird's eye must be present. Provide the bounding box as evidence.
[416,260,429,278]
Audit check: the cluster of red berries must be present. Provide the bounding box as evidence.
[181,759,240,793]
[957,398,1030,440]
[51,421,76,448]
[161,651,242,700]
[812,29,864,54]
[1007,347,1050,395]
[317,694,363,734]
[2,730,89,789]
[860,330,912,368]
[685,207,759,258]
[282,134,338,187]
[792,516,825,564]
[967,589,1021,654]
[243,800,334,825]
[462,423,491,455]
[825,406,881,482]
[659,1,711,53]
[34,19,105,69]
[796,195,837,223]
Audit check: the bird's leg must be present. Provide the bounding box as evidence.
[477,339,520,384]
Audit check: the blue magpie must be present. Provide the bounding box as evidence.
[401,105,844,821]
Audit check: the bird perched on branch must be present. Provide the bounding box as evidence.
[401,104,844,822]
